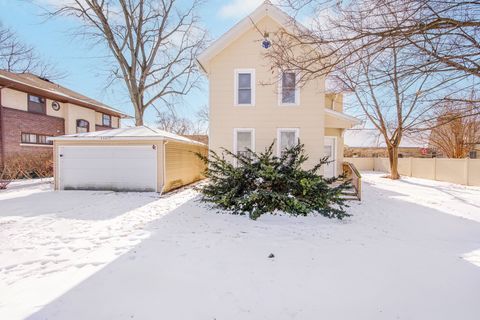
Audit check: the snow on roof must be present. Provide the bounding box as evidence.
[50,126,207,146]
[0,70,129,118]
[344,129,427,148]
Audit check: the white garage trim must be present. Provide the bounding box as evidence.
[57,144,159,192]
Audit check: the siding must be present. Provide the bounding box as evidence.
[164,141,208,192]
[208,16,326,170]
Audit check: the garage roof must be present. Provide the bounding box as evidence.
[50,126,207,146]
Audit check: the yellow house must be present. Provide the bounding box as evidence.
[197,1,360,177]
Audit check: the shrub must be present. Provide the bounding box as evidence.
[1,153,53,180]
[197,142,352,220]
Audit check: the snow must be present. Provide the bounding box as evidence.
[1,173,480,319]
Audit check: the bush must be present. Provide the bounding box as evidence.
[1,153,53,180]
[197,142,352,220]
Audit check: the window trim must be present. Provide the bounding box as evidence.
[102,113,112,127]
[234,69,255,107]
[276,128,300,156]
[27,94,46,114]
[233,128,255,158]
[278,71,300,106]
[76,119,90,133]
[21,132,53,146]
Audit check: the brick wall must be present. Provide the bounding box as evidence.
[95,125,113,131]
[1,107,65,161]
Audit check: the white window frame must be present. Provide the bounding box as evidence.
[278,70,300,106]
[276,128,300,156]
[233,128,255,157]
[234,69,255,107]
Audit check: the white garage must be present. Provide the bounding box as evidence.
[51,126,208,193]
[58,145,158,192]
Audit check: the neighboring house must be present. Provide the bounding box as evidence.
[197,1,360,178]
[0,70,129,169]
[344,129,429,158]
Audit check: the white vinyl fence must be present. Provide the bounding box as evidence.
[345,157,480,187]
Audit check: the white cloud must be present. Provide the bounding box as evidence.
[218,0,278,20]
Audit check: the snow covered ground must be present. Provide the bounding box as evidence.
[1,173,480,320]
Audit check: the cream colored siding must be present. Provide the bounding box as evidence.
[164,141,207,192]
[209,16,325,169]
[64,103,97,134]
[1,88,120,130]
[2,88,28,111]
[95,112,103,126]
[112,116,119,128]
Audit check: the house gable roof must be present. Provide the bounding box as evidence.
[197,1,295,72]
[0,70,130,118]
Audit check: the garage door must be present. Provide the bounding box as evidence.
[59,145,157,192]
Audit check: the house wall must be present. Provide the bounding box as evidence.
[208,16,326,170]
[345,157,480,186]
[2,107,64,161]
[53,139,208,193]
[164,141,208,192]
[1,88,119,135]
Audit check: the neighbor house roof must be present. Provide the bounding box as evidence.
[344,129,427,148]
[0,69,130,118]
[50,125,207,146]
[197,1,298,72]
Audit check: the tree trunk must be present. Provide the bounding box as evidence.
[134,108,144,126]
[387,145,400,179]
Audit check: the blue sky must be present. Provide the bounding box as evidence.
[0,0,269,125]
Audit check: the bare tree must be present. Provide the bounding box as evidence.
[428,101,480,158]
[156,107,204,135]
[0,26,61,79]
[276,0,480,84]
[49,0,206,125]
[333,38,449,179]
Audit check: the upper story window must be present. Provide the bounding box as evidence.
[76,119,90,133]
[277,128,299,156]
[279,71,299,105]
[102,114,112,127]
[234,128,255,158]
[28,94,46,114]
[21,133,53,145]
[234,69,255,106]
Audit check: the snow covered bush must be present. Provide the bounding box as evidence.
[197,142,351,220]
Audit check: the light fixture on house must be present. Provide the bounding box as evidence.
[262,32,271,49]
[52,101,61,111]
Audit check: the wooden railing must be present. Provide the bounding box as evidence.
[342,162,362,201]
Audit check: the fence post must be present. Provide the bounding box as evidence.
[433,158,437,181]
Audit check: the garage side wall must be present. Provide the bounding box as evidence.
[164,141,208,193]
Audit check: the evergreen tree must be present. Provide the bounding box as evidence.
[196,142,352,220]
